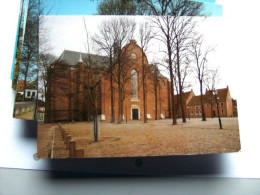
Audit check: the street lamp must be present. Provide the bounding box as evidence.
[213,89,222,129]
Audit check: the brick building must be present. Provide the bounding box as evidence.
[45,40,171,122]
[187,87,234,118]
[16,80,37,101]
[174,90,195,118]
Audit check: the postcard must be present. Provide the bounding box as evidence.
[12,0,38,120]
[37,9,240,158]
[8,0,240,158]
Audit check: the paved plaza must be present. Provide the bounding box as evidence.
[37,117,240,158]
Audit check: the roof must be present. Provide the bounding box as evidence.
[17,80,30,92]
[16,80,36,91]
[205,87,229,102]
[187,95,205,106]
[58,50,109,69]
[188,87,230,106]
[174,90,194,103]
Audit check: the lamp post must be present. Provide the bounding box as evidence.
[187,106,190,120]
[213,89,222,129]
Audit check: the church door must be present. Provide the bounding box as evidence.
[132,109,139,120]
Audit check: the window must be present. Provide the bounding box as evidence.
[191,111,193,116]
[94,73,99,79]
[27,91,31,97]
[221,103,224,107]
[221,110,225,114]
[58,69,67,77]
[161,80,165,86]
[131,69,138,99]
[33,85,36,89]
[131,53,137,59]
[32,92,36,97]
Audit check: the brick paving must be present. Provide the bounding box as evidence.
[37,117,240,158]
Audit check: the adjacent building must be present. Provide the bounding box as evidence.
[187,87,234,118]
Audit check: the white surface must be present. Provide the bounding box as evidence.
[1,0,260,178]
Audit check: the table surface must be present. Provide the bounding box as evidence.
[1,168,260,195]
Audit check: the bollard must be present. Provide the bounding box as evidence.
[15,108,20,115]
[62,129,66,140]
[75,149,84,158]
[63,131,67,141]
[65,135,71,149]
[69,140,76,158]
[19,107,23,114]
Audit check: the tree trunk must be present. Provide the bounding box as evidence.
[118,85,122,124]
[142,53,147,123]
[154,85,158,120]
[210,92,214,118]
[109,53,115,123]
[167,45,177,125]
[176,47,186,123]
[110,74,115,123]
[200,80,206,121]
[22,60,30,101]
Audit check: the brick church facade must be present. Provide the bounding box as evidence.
[45,40,172,122]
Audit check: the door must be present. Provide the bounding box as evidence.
[132,109,139,120]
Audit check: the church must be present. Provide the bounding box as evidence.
[45,40,172,123]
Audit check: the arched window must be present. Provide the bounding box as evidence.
[131,69,138,99]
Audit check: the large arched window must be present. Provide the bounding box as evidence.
[131,69,138,100]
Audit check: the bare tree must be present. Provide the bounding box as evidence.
[145,0,204,16]
[173,54,193,118]
[87,17,136,124]
[18,0,39,102]
[148,63,161,120]
[189,35,214,121]
[150,16,177,125]
[172,16,197,123]
[107,17,136,124]
[205,67,220,117]
[146,0,204,125]
[97,0,136,15]
[91,19,118,123]
[12,0,27,89]
[38,53,56,101]
[138,21,155,123]
[97,0,149,15]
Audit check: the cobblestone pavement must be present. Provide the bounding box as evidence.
[37,117,241,158]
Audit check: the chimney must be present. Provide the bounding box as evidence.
[78,52,83,63]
